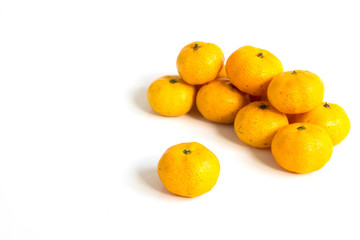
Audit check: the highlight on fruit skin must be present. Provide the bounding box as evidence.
[176,41,225,85]
[290,102,351,146]
[147,75,196,117]
[157,142,220,197]
[271,123,333,174]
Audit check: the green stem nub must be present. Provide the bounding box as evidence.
[193,43,200,50]
[292,70,297,75]
[323,102,330,108]
[257,52,264,58]
[259,102,268,109]
[297,126,306,130]
[169,79,178,84]
[183,149,191,154]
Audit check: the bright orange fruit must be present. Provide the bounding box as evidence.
[234,101,288,148]
[226,46,283,96]
[272,123,333,173]
[147,75,196,116]
[196,79,249,124]
[267,70,325,114]
[176,41,224,85]
[158,142,220,197]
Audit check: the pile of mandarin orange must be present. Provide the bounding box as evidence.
[147,41,350,197]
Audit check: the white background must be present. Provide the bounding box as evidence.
[1,0,359,239]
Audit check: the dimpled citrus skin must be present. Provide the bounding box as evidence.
[176,41,224,85]
[271,123,333,174]
[147,75,196,117]
[234,101,289,148]
[157,142,220,198]
[267,70,325,114]
[196,79,249,124]
[226,46,283,96]
[292,102,351,146]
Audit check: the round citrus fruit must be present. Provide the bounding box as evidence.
[267,70,325,114]
[147,75,196,117]
[292,102,350,146]
[234,101,289,148]
[176,41,224,85]
[196,79,249,124]
[225,46,283,96]
[271,123,333,174]
[157,142,220,197]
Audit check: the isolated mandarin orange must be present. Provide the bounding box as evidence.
[158,142,220,197]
